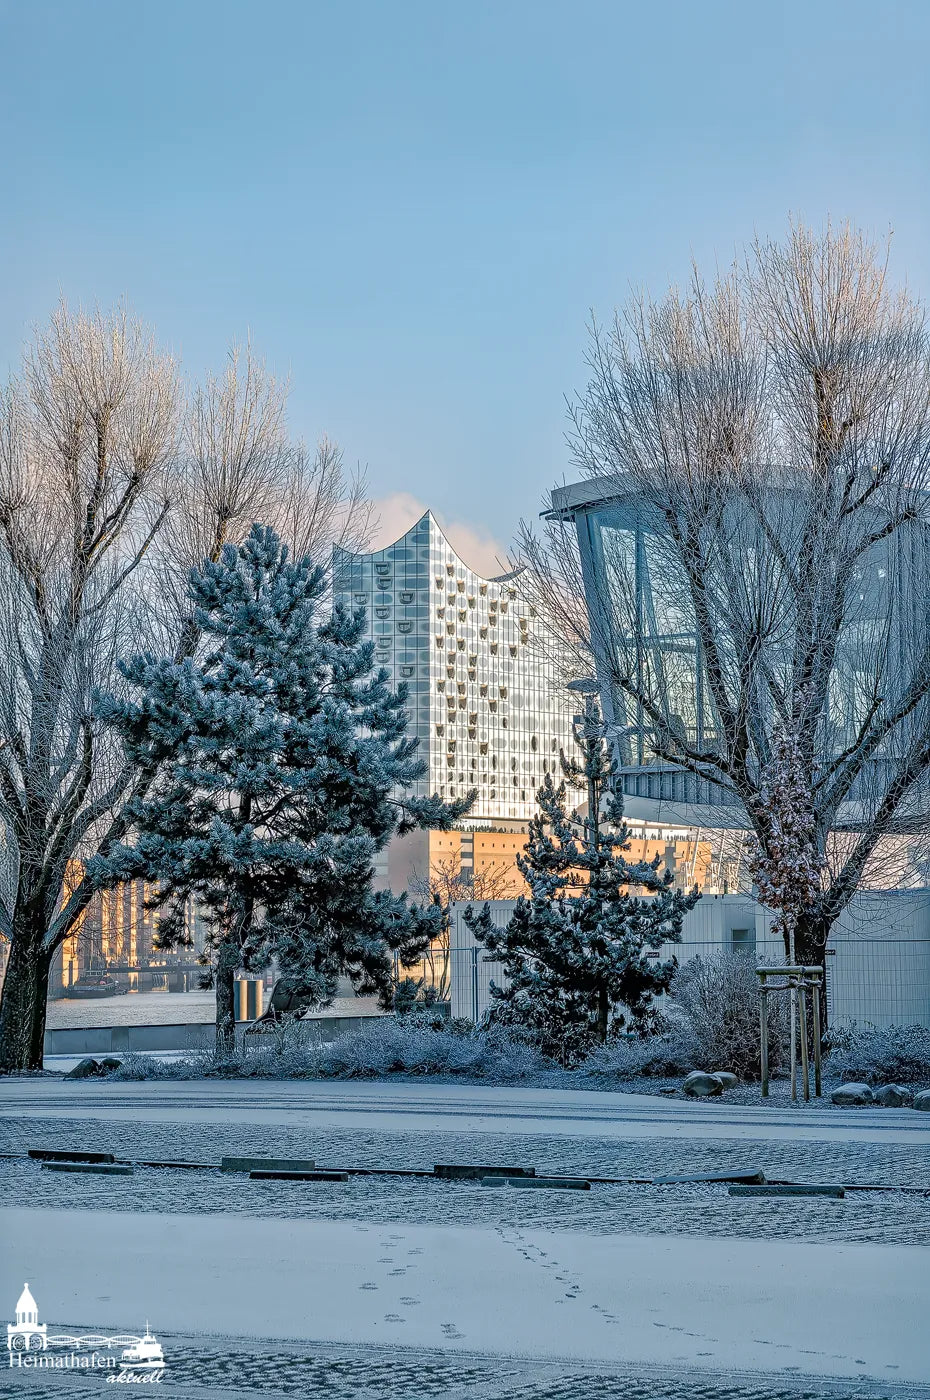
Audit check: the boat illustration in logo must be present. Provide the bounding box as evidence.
[120,1326,164,1371]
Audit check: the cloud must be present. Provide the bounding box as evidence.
[370,491,512,579]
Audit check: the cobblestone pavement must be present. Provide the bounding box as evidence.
[3,1085,927,1398]
[2,1109,928,1186]
[1,1334,928,1400]
[1,1154,928,1247]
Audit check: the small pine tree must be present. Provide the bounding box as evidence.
[464,698,700,1060]
[94,524,473,1051]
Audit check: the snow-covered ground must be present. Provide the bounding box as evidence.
[46,989,382,1028]
[2,1076,927,1397]
[4,1075,928,1145]
[3,1206,926,1385]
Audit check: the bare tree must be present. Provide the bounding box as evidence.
[155,350,372,644]
[536,224,930,982]
[408,850,515,999]
[0,307,372,1071]
[0,304,180,1069]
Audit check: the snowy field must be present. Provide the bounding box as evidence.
[1,1077,928,1399]
[46,989,382,1028]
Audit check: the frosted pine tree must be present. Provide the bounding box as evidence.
[94,525,472,1052]
[464,698,700,1060]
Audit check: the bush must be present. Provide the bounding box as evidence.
[669,951,788,1081]
[310,1021,548,1080]
[576,1023,699,1081]
[109,1052,214,1080]
[825,1022,930,1087]
[108,1020,550,1083]
[391,977,448,1030]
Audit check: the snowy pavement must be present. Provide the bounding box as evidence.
[3,1076,929,1145]
[3,1157,928,1246]
[2,1207,927,1388]
[1,1077,928,1398]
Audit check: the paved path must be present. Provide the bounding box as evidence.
[4,1156,928,1246]
[2,1078,927,1398]
[2,1207,926,1386]
[3,1077,928,1145]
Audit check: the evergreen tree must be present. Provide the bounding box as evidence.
[464,697,700,1060]
[94,524,472,1051]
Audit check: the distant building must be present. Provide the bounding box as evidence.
[333,510,576,826]
[49,872,208,999]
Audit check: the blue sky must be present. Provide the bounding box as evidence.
[1,0,928,563]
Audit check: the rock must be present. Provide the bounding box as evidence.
[914,1089,930,1112]
[710,1071,739,1090]
[831,1081,873,1106]
[683,1071,724,1097]
[65,1057,101,1079]
[872,1084,913,1108]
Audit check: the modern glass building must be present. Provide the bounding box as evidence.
[550,476,930,833]
[332,511,575,823]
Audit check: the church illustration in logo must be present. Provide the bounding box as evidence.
[7,1284,47,1352]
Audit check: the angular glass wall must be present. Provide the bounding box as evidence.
[577,498,719,805]
[573,490,930,820]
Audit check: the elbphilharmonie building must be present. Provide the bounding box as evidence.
[333,511,575,823]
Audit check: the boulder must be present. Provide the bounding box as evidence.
[683,1071,724,1097]
[65,1057,101,1079]
[872,1084,913,1108]
[710,1071,739,1090]
[914,1089,930,1112]
[831,1081,873,1106]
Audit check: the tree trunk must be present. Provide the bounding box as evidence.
[793,912,832,1035]
[0,915,52,1073]
[214,935,239,1056]
[596,984,610,1043]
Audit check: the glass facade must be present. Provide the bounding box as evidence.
[333,511,574,822]
[566,486,930,819]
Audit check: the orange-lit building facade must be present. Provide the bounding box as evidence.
[48,869,208,997]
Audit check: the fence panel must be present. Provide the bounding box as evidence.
[426,934,930,1028]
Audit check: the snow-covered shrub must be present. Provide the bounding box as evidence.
[825,1022,930,1087]
[312,1021,548,1081]
[576,1023,699,1081]
[105,1021,549,1082]
[669,951,788,1081]
[391,978,449,1029]
[109,1052,214,1080]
